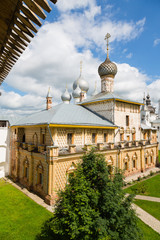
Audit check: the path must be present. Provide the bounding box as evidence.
[132,203,160,234]
[125,167,160,183]
[135,195,160,202]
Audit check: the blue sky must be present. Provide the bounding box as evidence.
[1,0,160,115]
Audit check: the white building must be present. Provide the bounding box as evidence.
[0,116,18,178]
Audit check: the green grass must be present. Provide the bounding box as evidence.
[124,174,160,197]
[0,179,160,240]
[137,219,160,240]
[135,199,160,221]
[159,150,160,163]
[0,179,52,240]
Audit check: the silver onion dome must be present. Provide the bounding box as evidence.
[73,74,89,92]
[72,83,81,98]
[61,88,72,102]
[98,57,117,77]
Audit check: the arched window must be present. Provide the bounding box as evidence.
[33,133,38,147]
[23,158,29,180]
[124,154,129,171]
[66,163,76,184]
[132,153,137,169]
[37,163,43,185]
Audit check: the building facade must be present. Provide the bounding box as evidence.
[10,35,158,205]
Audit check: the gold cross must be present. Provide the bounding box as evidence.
[104,33,111,58]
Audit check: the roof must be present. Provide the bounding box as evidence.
[0,0,57,84]
[12,103,117,128]
[79,92,143,105]
[152,118,160,124]
[0,115,20,125]
[141,123,156,130]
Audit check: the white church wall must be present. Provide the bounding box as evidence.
[84,101,114,122]
[114,102,141,142]
[0,127,10,178]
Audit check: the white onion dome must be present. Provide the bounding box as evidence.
[72,84,81,98]
[61,88,71,102]
[98,57,117,77]
[73,74,89,92]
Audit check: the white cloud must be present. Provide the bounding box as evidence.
[0,1,150,116]
[56,0,96,12]
[126,53,133,59]
[154,38,160,46]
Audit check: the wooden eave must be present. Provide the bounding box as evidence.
[0,0,57,84]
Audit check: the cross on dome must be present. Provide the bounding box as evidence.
[105,33,111,59]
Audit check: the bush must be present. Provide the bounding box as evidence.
[37,150,141,240]
[132,182,148,195]
[149,171,154,176]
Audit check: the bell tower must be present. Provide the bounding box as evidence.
[98,33,117,93]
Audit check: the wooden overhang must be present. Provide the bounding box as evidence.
[0,0,57,84]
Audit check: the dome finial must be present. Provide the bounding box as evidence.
[105,33,111,59]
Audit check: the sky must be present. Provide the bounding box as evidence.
[1,0,160,116]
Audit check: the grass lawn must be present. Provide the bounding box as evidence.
[0,179,52,240]
[134,199,160,221]
[137,219,160,240]
[0,179,160,240]
[124,173,160,197]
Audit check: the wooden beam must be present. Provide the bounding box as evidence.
[23,0,46,19]
[16,12,38,33]
[50,0,57,4]
[15,19,34,38]
[8,36,26,51]
[20,4,42,27]
[5,45,21,57]
[34,0,51,12]
[6,41,23,54]
[10,32,28,47]
[12,26,31,43]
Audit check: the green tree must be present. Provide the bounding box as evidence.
[37,150,141,240]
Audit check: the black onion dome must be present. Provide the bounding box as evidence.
[98,57,117,77]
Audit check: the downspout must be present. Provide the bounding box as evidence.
[113,98,115,124]
[47,124,54,146]
[45,152,49,195]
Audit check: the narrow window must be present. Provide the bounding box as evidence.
[104,133,108,143]
[126,115,129,126]
[133,160,136,168]
[124,162,128,170]
[92,133,96,143]
[67,133,73,145]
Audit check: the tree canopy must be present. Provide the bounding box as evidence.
[37,150,141,240]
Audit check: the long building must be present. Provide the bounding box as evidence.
[10,35,158,205]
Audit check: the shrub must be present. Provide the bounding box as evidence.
[37,150,141,240]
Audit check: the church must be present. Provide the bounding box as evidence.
[10,34,158,205]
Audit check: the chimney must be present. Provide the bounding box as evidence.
[46,87,52,110]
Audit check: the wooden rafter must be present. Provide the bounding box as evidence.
[0,0,58,84]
